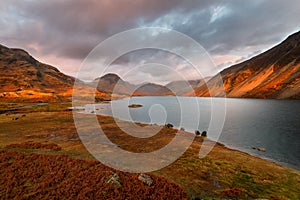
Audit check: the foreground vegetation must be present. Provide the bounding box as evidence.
[0,150,186,199]
[0,103,299,199]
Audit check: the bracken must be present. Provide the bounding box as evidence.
[0,150,187,199]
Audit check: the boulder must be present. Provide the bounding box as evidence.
[195,130,201,136]
[138,173,153,186]
[106,173,121,187]
[128,104,143,108]
[165,123,174,128]
[257,147,266,152]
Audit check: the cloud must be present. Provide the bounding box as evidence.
[0,0,299,83]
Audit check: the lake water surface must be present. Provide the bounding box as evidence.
[90,97,300,170]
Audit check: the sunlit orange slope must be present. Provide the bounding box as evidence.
[185,31,300,99]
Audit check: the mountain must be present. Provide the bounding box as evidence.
[0,44,78,102]
[188,31,300,99]
[3,29,300,102]
[133,83,173,96]
[166,79,209,95]
[0,44,75,92]
[94,74,173,96]
[94,73,135,95]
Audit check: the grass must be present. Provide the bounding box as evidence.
[0,102,299,199]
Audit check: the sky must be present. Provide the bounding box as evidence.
[0,0,299,84]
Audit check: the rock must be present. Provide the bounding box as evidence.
[251,147,257,150]
[201,131,207,137]
[165,123,174,128]
[106,173,121,187]
[180,127,185,131]
[257,147,266,152]
[138,173,153,186]
[128,104,143,108]
[195,130,201,136]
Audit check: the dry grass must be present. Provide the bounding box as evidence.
[0,103,299,199]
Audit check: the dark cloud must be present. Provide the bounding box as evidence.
[168,0,300,54]
[0,0,299,82]
[109,49,197,84]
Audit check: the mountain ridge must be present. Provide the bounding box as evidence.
[94,74,175,96]
[1,30,299,101]
[186,30,300,99]
[0,44,77,102]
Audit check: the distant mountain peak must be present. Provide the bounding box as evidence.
[94,73,174,96]
[94,73,121,81]
[101,73,121,79]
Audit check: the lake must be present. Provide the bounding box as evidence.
[87,96,300,170]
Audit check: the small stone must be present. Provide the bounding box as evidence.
[165,123,174,128]
[138,173,153,186]
[258,147,266,152]
[128,104,143,108]
[195,130,201,136]
[106,173,121,187]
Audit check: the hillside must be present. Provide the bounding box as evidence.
[0,44,76,102]
[166,79,208,96]
[95,73,135,95]
[94,74,174,96]
[133,83,173,96]
[188,31,300,99]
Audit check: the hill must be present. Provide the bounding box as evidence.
[0,44,76,102]
[94,74,174,96]
[188,31,300,99]
[95,73,135,95]
[166,79,207,95]
[133,83,173,96]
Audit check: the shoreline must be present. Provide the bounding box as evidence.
[219,142,300,171]
[81,107,299,172]
[83,95,299,172]
[1,110,300,198]
[3,100,299,172]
